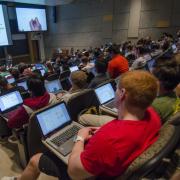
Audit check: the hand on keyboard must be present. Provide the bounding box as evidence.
[77,127,100,142]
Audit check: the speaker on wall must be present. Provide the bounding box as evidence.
[53,6,57,23]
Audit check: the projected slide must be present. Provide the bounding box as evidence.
[0,5,10,46]
[16,7,47,32]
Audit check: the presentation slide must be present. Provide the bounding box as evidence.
[0,5,12,46]
[16,7,47,32]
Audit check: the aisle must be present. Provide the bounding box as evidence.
[0,142,57,180]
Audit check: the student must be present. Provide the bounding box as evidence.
[88,60,109,89]
[107,44,129,78]
[0,76,25,94]
[3,70,161,180]
[152,58,180,123]
[59,70,88,102]
[7,74,57,129]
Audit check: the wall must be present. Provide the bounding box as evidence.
[44,0,180,58]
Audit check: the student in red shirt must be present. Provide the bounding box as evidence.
[108,44,129,78]
[3,71,161,180]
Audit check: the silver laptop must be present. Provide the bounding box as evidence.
[69,66,79,72]
[17,80,28,90]
[36,102,82,157]
[45,79,63,94]
[0,90,23,119]
[95,83,117,112]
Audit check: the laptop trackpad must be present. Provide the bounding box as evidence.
[58,137,74,156]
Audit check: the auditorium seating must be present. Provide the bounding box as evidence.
[117,122,180,180]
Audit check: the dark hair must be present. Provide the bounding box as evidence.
[0,76,8,87]
[27,74,46,97]
[95,60,107,74]
[153,58,180,91]
[11,68,20,80]
[18,63,28,74]
[108,44,120,54]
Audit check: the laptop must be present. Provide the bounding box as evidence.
[69,66,79,72]
[5,75,15,84]
[40,69,46,77]
[36,102,82,158]
[146,59,155,72]
[45,79,63,94]
[17,80,28,91]
[94,83,117,112]
[172,44,177,53]
[0,90,23,119]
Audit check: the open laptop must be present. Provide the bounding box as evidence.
[0,90,23,119]
[172,44,177,53]
[17,80,28,91]
[36,102,82,158]
[40,69,46,77]
[45,79,63,94]
[69,66,79,72]
[146,58,155,72]
[94,83,117,112]
[5,75,15,84]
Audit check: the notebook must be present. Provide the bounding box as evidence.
[94,83,117,112]
[36,102,83,160]
[45,79,63,94]
[0,90,23,119]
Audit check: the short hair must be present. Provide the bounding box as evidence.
[70,71,87,89]
[27,74,46,97]
[95,60,107,74]
[119,70,158,109]
[10,68,19,80]
[18,63,28,74]
[108,44,120,54]
[153,58,180,91]
[0,76,8,87]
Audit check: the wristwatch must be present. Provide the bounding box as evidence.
[74,135,84,143]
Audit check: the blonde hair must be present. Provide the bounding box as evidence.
[70,71,87,89]
[119,70,158,109]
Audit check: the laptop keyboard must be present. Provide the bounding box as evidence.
[51,125,80,147]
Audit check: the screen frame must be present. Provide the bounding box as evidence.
[0,90,23,113]
[35,101,72,138]
[0,3,12,46]
[45,79,62,93]
[15,6,48,32]
[94,82,115,105]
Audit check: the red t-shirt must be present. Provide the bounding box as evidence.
[80,107,161,178]
[108,54,129,78]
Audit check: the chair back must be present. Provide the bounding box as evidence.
[66,89,99,122]
[117,123,180,180]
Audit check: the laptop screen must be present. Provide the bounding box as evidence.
[17,81,28,90]
[37,103,71,136]
[5,75,15,84]
[69,66,79,72]
[40,69,46,76]
[172,44,177,51]
[147,59,155,72]
[0,91,23,112]
[45,79,62,93]
[95,83,115,104]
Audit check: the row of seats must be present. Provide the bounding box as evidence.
[13,78,180,179]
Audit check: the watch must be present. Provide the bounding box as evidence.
[74,135,84,143]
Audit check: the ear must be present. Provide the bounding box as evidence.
[119,88,126,100]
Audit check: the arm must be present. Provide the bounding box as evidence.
[68,127,99,180]
[7,106,29,129]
